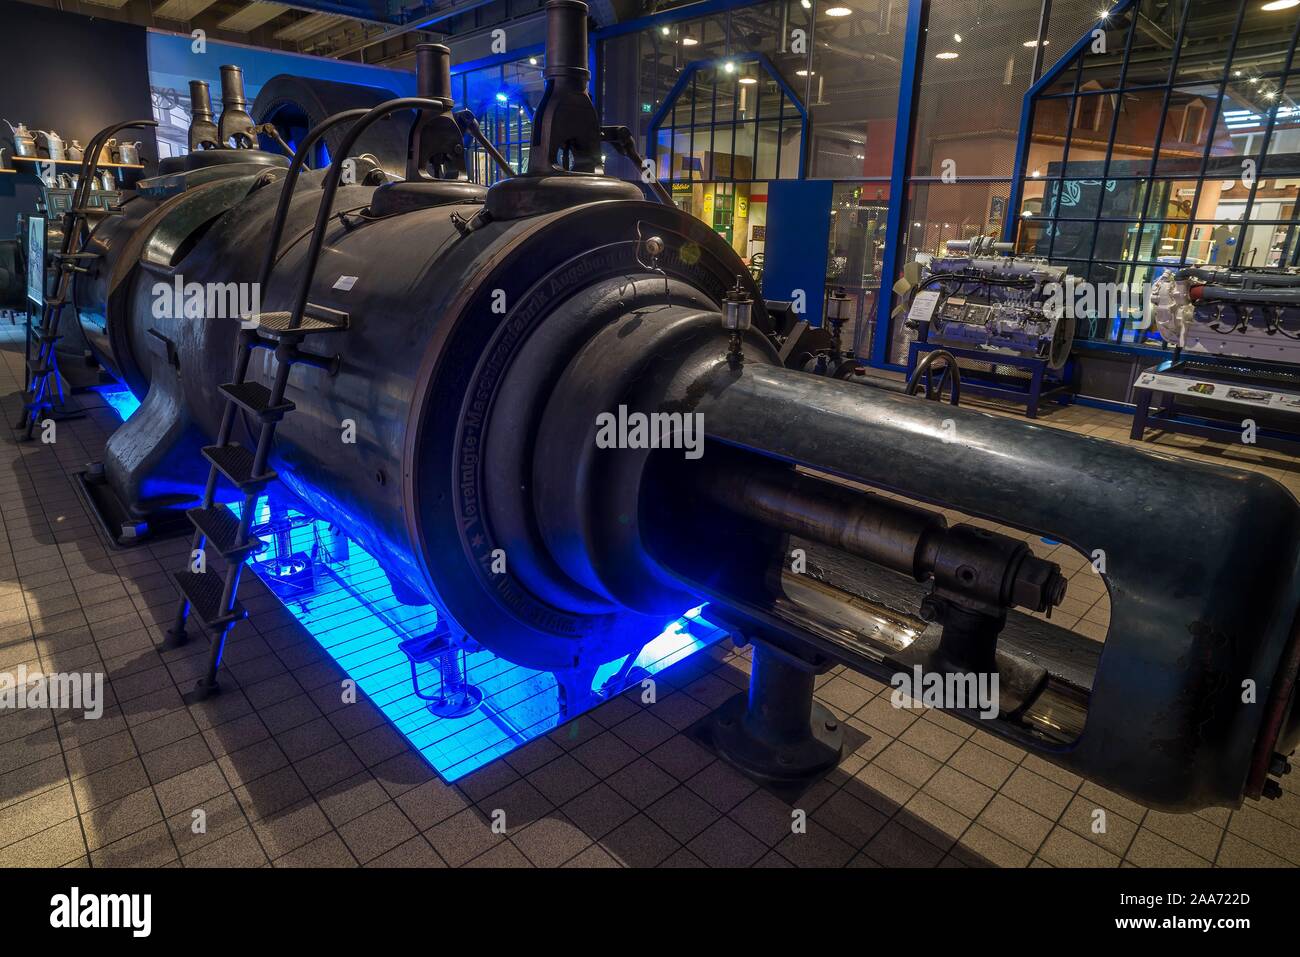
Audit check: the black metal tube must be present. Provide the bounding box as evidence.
[544,0,589,82]
[696,456,944,579]
[190,80,214,123]
[415,43,452,100]
[687,451,1063,615]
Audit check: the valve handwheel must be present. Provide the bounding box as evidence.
[906,348,962,405]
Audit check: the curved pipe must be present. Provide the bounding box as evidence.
[905,348,962,405]
[290,97,453,330]
[67,119,158,252]
[256,107,372,294]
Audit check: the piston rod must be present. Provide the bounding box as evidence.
[690,452,1067,616]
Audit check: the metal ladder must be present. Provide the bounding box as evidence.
[163,94,443,702]
[162,304,347,702]
[17,119,157,438]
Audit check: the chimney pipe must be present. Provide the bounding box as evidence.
[543,0,590,85]
[188,80,219,151]
[218,65,256,149]
[406,43,464,180]
[527,0,601,175]
[415,43,453,102]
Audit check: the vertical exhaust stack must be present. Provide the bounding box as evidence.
[188,80,219,151]
[527,0,602,174]
[406,43,465,181]
[217,65,256,149]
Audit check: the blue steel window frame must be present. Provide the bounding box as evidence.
[646,52,808,185]
[1007,0,1300,350]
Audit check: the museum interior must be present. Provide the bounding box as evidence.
[0,0,1298,877]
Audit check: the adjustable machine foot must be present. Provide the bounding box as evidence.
[700,640,843,798]
[182,676,221,704]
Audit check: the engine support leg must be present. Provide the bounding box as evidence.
[704,640,843,796]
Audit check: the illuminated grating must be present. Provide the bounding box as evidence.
[96,385,142,420]
[103,395,723,780]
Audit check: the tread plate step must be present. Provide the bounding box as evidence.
[186,504,262,558]
[252,304,349,337]
[172,570,245,630]
[220,381,295,421]
[201,443,276,490]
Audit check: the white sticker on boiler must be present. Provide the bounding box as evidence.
[333,275,358,291]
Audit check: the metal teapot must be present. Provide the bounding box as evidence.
[98,138,117,165]
[117,141,141,166]
[4,120,37,158]
[66,139,84,161]
[38,130,65,161]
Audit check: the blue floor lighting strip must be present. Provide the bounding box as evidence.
[104,395,723,780]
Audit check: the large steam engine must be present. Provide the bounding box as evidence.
[47,1,1300,812]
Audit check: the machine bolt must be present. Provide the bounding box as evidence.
[644,235,665,259]
[824,719,838,732]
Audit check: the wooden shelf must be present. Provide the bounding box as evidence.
[8,156,143,170]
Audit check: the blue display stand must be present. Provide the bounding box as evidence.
[906,341,1073,418]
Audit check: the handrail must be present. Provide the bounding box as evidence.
[287,97,451,332]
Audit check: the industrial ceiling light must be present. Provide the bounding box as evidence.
[739,75,757,84]
[528,57,538,65]
[954,33,962,42]
[796,68,815,76]
[682,35,698,45]
[801,0,811,7]
[1262,0,1300,11]
[826,6,852,16]
[1023,39,1049,46]
[723,60,735,72]
[935,51,959,59]
[661,25,670,35]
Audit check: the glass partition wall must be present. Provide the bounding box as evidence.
[1013,0,1300,346]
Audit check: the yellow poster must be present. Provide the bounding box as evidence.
[702,189,714,221]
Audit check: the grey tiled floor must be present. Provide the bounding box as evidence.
[1,325,1298,867]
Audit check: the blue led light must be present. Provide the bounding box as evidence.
[230,495,723,780]
[495,90,510,103]
[97,378,721,779]
[97,386,141,420]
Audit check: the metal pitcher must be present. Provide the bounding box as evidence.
[66,139,84,161]
[117,141,141,166]
[98,138,117,165]
[38,130,64,161]
[4,120,37,157]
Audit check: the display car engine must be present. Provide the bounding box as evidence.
[907,236,1075,370]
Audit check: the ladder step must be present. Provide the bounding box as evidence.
[219,382,295,422]
[253,304,349,337]
[172,570,246,630]
[201,443,276,491]
[187,504,263,559]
